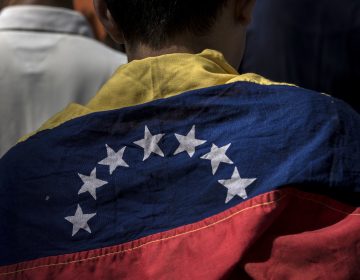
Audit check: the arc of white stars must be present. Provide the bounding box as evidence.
[201,143,234,174]
[134,126,165,161]
[174,125,207,158]
[78,168,108,200]
[65,204,96,237]
[98,144,129,175]
[218,167,257,204]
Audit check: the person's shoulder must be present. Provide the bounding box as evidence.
[269,83,359,122]
[16,103,92,145]
[229,73,356,115]
[223,73,360,133]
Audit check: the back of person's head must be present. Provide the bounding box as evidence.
[105,0,229,49]
[97,0,254,67]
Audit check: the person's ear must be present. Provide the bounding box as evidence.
[234,0,256,26]
[93,0,125,44]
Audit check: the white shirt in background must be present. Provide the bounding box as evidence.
[0,5,127,157]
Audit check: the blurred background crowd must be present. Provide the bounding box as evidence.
[0,0,359,157]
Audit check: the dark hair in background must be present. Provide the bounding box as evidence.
[105,0,228,48]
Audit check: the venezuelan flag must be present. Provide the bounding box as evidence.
[1,50,359,279]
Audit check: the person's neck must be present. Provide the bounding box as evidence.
[126,35,242,69]
[127,44,200,62]
[6,0,73,9]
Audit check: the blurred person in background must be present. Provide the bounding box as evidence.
[240,0,360,112]
[0,0,127,157]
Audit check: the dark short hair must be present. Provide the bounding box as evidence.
[105,0,229,48]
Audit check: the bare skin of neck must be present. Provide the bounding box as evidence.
[5,0,73,9]
[126,35,208,62]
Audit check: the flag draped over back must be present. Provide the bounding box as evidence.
[1,81,359,279]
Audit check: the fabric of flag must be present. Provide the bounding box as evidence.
[1,55,360,279]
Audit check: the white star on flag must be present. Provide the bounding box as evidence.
[201,143,234,174]
[134,126,165,161]
[78,168,108,200]
[65,204,96,236]
[174,125,206,157]
[98,144,129,174]
[218,167,256,203]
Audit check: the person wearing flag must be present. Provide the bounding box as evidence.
[0,0,359,279]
